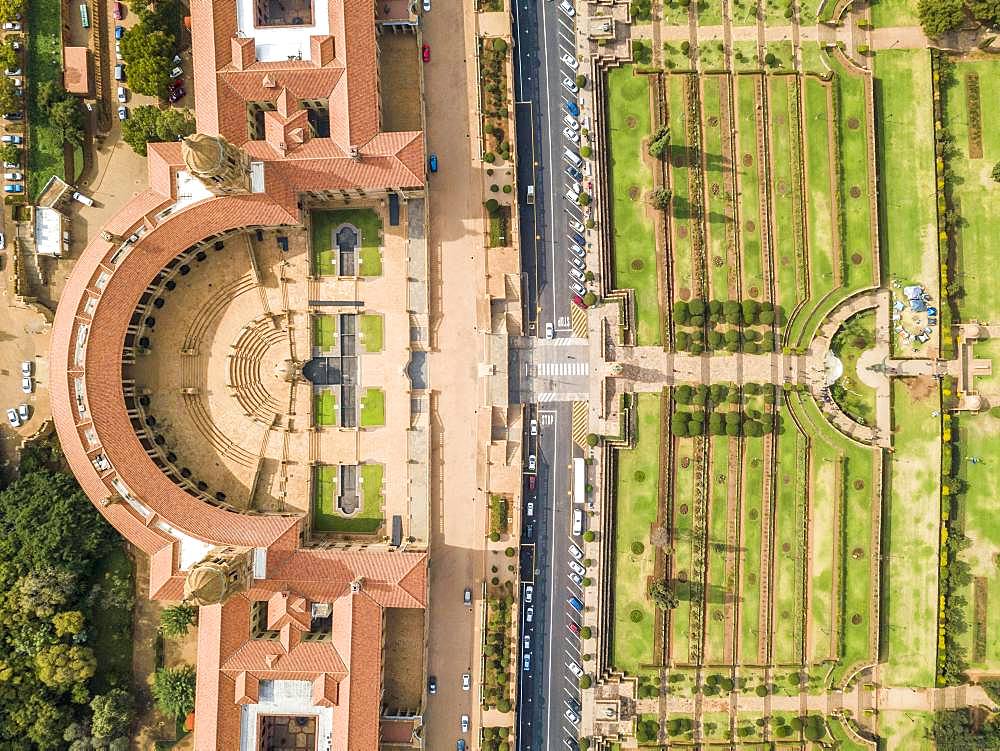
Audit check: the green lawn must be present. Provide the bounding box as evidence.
[359,387,385,428]
[667,74,694,302]
[870,0,920,26]
[956,414,1000,671]
[768,75,804,322]
[808,436,838,664]
[875,52,938,314]
[702,76,731,299]
[310,208,383,277]
[606,66,660,345]
[705,436,732,661]
[26,0,65,199]
[773,402,807,664]
[735,75,766,297]
[315,389,337,426]
[942,61,1000,322]
[878,711,937,751]
[671,434,695,661]
[359,313,384,353]
[883,381,941,687]
[612,392,661,674]
[830,310,877,426]
[740,431,766,662]
[312,464,384,535]
[314,314,337,351]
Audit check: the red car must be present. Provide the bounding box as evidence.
[572,294,588,310]
[170,78,184,90]
[421,44,430,63]
[113,1,124,20]
[528,475,536,491]
[568,621,581,636]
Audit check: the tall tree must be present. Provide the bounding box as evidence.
[120,27,174,98]
[917,0,967,36]
[152,665,197,718]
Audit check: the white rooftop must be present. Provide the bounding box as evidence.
[236,0,331,62]
[34,207,62,257]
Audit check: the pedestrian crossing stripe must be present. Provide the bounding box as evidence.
[533,362,590,376]
[538,336,588,347]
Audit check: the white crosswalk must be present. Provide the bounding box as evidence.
[533,362,589,376]
[537,392,589,403]
[536,336,588,347]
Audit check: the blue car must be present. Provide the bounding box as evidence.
[564,100,580,117]
[115,24,124,39]
[571,232,585,246]
[4,184,23,193]
[428,153,438,173]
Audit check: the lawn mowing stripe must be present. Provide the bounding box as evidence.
[671,436,696,661]
[612,393,661,673]
[739,434,765,663]
[735,75,766,299]
[704,435,732,663]
[834,64,876,292]
[766,76,804,324]
[606,66,660,346]
[702,76,731,300]
[808,447,837,663]
[668,74,695,300]
[772,403,806,665]
[787,77,837,348]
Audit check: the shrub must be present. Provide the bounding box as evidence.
[631,540,645,555]
[490,184,500,193]
[580,674,592,689]
[489,531,501,542]
[575,74,587,88]
[152,665,197,718]
[629,609,644,622]
[650,187,672,209]
[764,52,777,66]
[580,626,592,639]
[580,145,592,158]
[483,151,496,163]
[586,433,599,447]
[504,546,516,557]
[583,291,598,306]
[159,603,197,637]
[583,530,595,543]
[502,184,512,194]
[484,198,500,213]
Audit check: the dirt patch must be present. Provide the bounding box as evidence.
[742,153,753,167]
[744,220,756,233]
[746,572,757,584]
[626,115,638,129]
[781,255,791,267]
[713,255,724,267]
[631,258,644,271]
[680,456,691,469]
[850,186,861,199]
[708,115,719,127]
[678,287,691,300]
[672,155,685,169]
[851,252,863,265]
[679,503,689,515]
[777,180,789,195]
[382,608,425,711]
[904,374,936,402]
[775,114,786,126]
[749,508,759,520]
[628,185,640,200]
[781,542,791,553]
[851,547,864,559]
[379,33,423,131]
[974,577,988,661]
[749,286,759,298]
[678,226,688,239]
[853,479,865,490]
[851,614,862,625]
[677,570,689,582]
[847,117,860,130]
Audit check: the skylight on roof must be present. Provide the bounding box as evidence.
[236,0,330,62]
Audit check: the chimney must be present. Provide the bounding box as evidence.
[310,35,335,66]
[231,36,256,70]
[349,147,361,163]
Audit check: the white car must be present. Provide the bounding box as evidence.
[545,322,554,339]
[565,708,580,724]
[569,219,585,233]
[525,605,534,623]
[569,256,585,270]
[117,86,127,103]
[530,418,538,436]
[21,375,32,393]
[569,572,583,586]
[461,673,470,691]
[561,76,578,94]
[0,231,4,250]
[570,267,586,282]
[4,67,21,77]
[20,361,31,376]
[563,114,579,131]
[524,584,534,604]
[6,408,20,428]
[523,652,531,672]
[568,543,583,560]
[117,106,129,120]
[567,660,584,678]
[17,404,28,422]
[170,65,183,78]
[527,454,536,471]
[558,0,575,16]
[563,127,579,144]
[569,243,586,258]
[460,715,469,733]
[423,0,430,9]
[523,634,531,651]
[3,171,22,181]
[565,187,579,203]
[115,41,122,59]
[570,280,586,295]
[2,22,21,30]
[569,560,586,576]
[560,52,578,70]
[526,501,534,517]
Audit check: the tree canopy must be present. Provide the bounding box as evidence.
[917,0,967,36]
[121,26,175,99]
[121,106,195,155]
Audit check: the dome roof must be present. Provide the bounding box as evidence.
[184,563,228,606]
[181,134,225,176]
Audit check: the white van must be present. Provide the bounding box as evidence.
[563,147,582,168]
[572,508,583,536]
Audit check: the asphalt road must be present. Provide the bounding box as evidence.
[511,0,592,747]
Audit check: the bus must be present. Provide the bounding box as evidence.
[573,457,585,505]
[80,3,90,28]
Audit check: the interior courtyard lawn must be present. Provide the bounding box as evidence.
[878,711,936,751]
[25,0,65,199]
[612,392,661,674]
[606,65,660,346]
[359,387,386,427]
[942,60,1000,322]
[830,309,877,425]
[310,208,383,277]
[956,413,1000,671]
[314,314,337,351]
[358,463,386,533]
[359,313,384,353]
[315,389,337,426]
[883,380,941,687]
[312,464,339,531]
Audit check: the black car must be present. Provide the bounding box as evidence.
[564,164,582,181]
[428,675,437,694]
[3,112,23,121]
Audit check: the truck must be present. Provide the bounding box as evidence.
[573,457,586,504]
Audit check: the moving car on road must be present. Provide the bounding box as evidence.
[421,44,431,62]
[428,675,437,694]
[462,673,470,691]
[428,153,438,173]
[463,587,472,607]
[460,715,469,733]
[527,454,536,471]
[524,584,534,604]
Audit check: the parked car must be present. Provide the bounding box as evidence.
[523,634,531,651]
[3,172,22,181]
[573,294,588,309]
[527,501,534,517]
[568,543,584,560]
[561,75,578,94]
[525,605,534,623]
[560,52,578,70]
[570,280,585,295]
[460,715,469,733]
[569,267,585,282]
[114,64,125,81]
[528,474,536,491]
[170,65,182,78]
[2,22,21,31]
[524,584,533,604]
[21,375,32,393]
[115,24,124,39]
[569,256,585,270]
[6,408,20,428]
[565,100,580,117]
[567,660,584,678]
[170,77,184,90]
[0,232,4,249]
[568,621,581,636]
[423,0,431,9]
[4,67,20,77]
[463,587,472,606]
[3,184,23,193]
[565,708,580,725]
[2,159,17,169]
[456,741,466,751]
[3,111,22,121]
[117,105,129,120]
[569,243,585,258]
[530,418,537,436]
[562,127,579,144]
[115,41,122,59]
[564,164,582,181]
[523,652,531,672]
[563,114,579,131]
[569,560,586,576]
[116,86,127,103]
[421,44,430,62]
[168,87,185,103]
[527,454,536,471]
[569,572,583,586]
[558,0,575,15]
[428,675,437,694]
[18,404,29,422]
[461,673,470,691]
[113,1,124,20]
[428,153,438,173]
